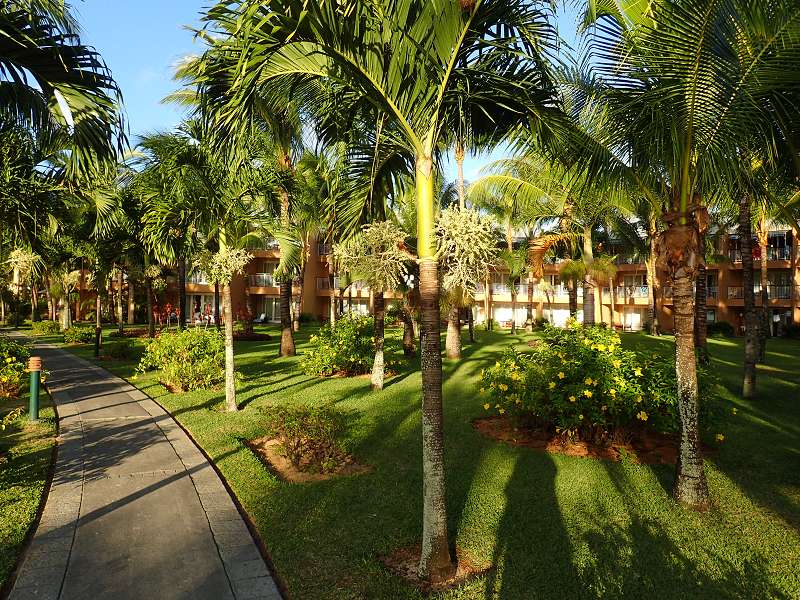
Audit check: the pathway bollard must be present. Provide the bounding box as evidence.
[28,356,42,422]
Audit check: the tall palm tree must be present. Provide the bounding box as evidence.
[195,0,561,580]
[573,0,800,508]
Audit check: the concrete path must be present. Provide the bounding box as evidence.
[9,342,281,600]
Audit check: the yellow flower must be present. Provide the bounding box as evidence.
[731,408,738,415]
[612,360,622,369]
[583,390,593,398]
[498,383,509,392]
[558,352,565,359]
[596,344,606,352]
[569,395,576,403]
[479,388,485,394]
[585,377,593,385]
[578,414,584,420]
[548,382,556,390]
[636,396,643,403]
[511,372,521,381]
[557,371,566,379]
[636,411,648,421]
[634,368,643,377]
[498,408,506,415]
[582,338,591,346]
[715,433,725,443]
[609,389,616,398]
[483,403,491,410]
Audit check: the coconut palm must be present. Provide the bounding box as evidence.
[192,0,562,579]
[571,0,800,508]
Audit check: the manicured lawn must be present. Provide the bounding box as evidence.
[60,325,800,599]
[0,387,56,591]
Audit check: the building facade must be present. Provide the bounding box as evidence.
[76,228,800,333]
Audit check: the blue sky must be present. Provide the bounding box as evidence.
[75,1,580,182]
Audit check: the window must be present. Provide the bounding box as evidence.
[706,309,716,324]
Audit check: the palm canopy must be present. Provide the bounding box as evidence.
[0,1,125,179]
[569,0,800,211]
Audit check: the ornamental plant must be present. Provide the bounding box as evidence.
[301,314,397,377]
[478,321,716,441]
[31,320,61,336]
[63,326,95,344]
[136,328,228,392]
[0,335,30,398]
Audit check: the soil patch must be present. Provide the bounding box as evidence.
[108,328,150,339]
[379,544,489,593]
[246,436,371,483]
[233,332,272,341]
[473,416,714,464]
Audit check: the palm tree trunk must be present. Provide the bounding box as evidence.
[672,267,710,509]
[279,279,295,356]
[758,223,769,362]
[116,269,124,335]
[510,285,517,333]
[214,282,221,331]
[416,154,453,582]
[694,261,708,363]
[329,270,337,326]
[293,265,305,332]
[568,279,578,317]
[31,284,39,322]
[609,278,616,329]
[484,274,491,330]
[467,306,475,342]
[95,292,101,356]
[401,305,416,357]
[127,278,136,325]
[646,252,659,335]
[178,258,187,331]
[44,275,53,321]
[371,291,385,391]
[526,275,534,331]
[741,197,758,398]
[582,281,594,325]
[455,144,466,209]
[446,304,461,359]
[146,279,155,338]
[222,282,237,412]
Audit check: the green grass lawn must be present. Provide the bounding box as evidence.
[58,325,800,599]
[0,388,56,591]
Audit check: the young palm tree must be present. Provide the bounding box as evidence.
[195,0,561,580]
[499,247,528,334]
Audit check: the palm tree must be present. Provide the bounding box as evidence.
[574,0,800,508]
[0,2,124,179]
[194,0,562,579]
[499,247,528,334]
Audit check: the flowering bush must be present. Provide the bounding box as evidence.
[301,314,395,377]
[31,320,61,336]
[63,326,95,344]
[478,321,716,441]
[0,335,30,398]
[136,328,227,392]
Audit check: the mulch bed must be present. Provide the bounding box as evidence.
[108,328,150,338]
[233,332,272,341]
[246,436,371,483]
[379,544,488,593]
[473,416,714,464]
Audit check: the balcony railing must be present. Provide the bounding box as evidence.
[329,277,369,291]
[619,285,649,298]
[707,286,718,299]
[186,272,210,285]
[249,273,276,287]
[767,247,791,261]
[769,284,792,299]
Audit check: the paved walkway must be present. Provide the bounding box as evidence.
[9,342,281,600]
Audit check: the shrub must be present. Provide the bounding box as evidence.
[136,328,226,392]
[299,312,319,324]
[783,323,800,339]
[31,320,61,336]
[479,321,716,441]
[3,312,25,326]
[106,339,136,360]
[533,317,549,329]
[63,326,95,344]
[265,404,354,473]
[707,321,735,337]
[301,314,379,377]
[0,335,30,398]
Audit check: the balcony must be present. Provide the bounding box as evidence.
[707,286,718,299]
[767,247,791,261]
[186,272,210,285]
[329,277,369,291]
[318,243,332,256]
[249,273,276,287]
[618,285,649,299]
